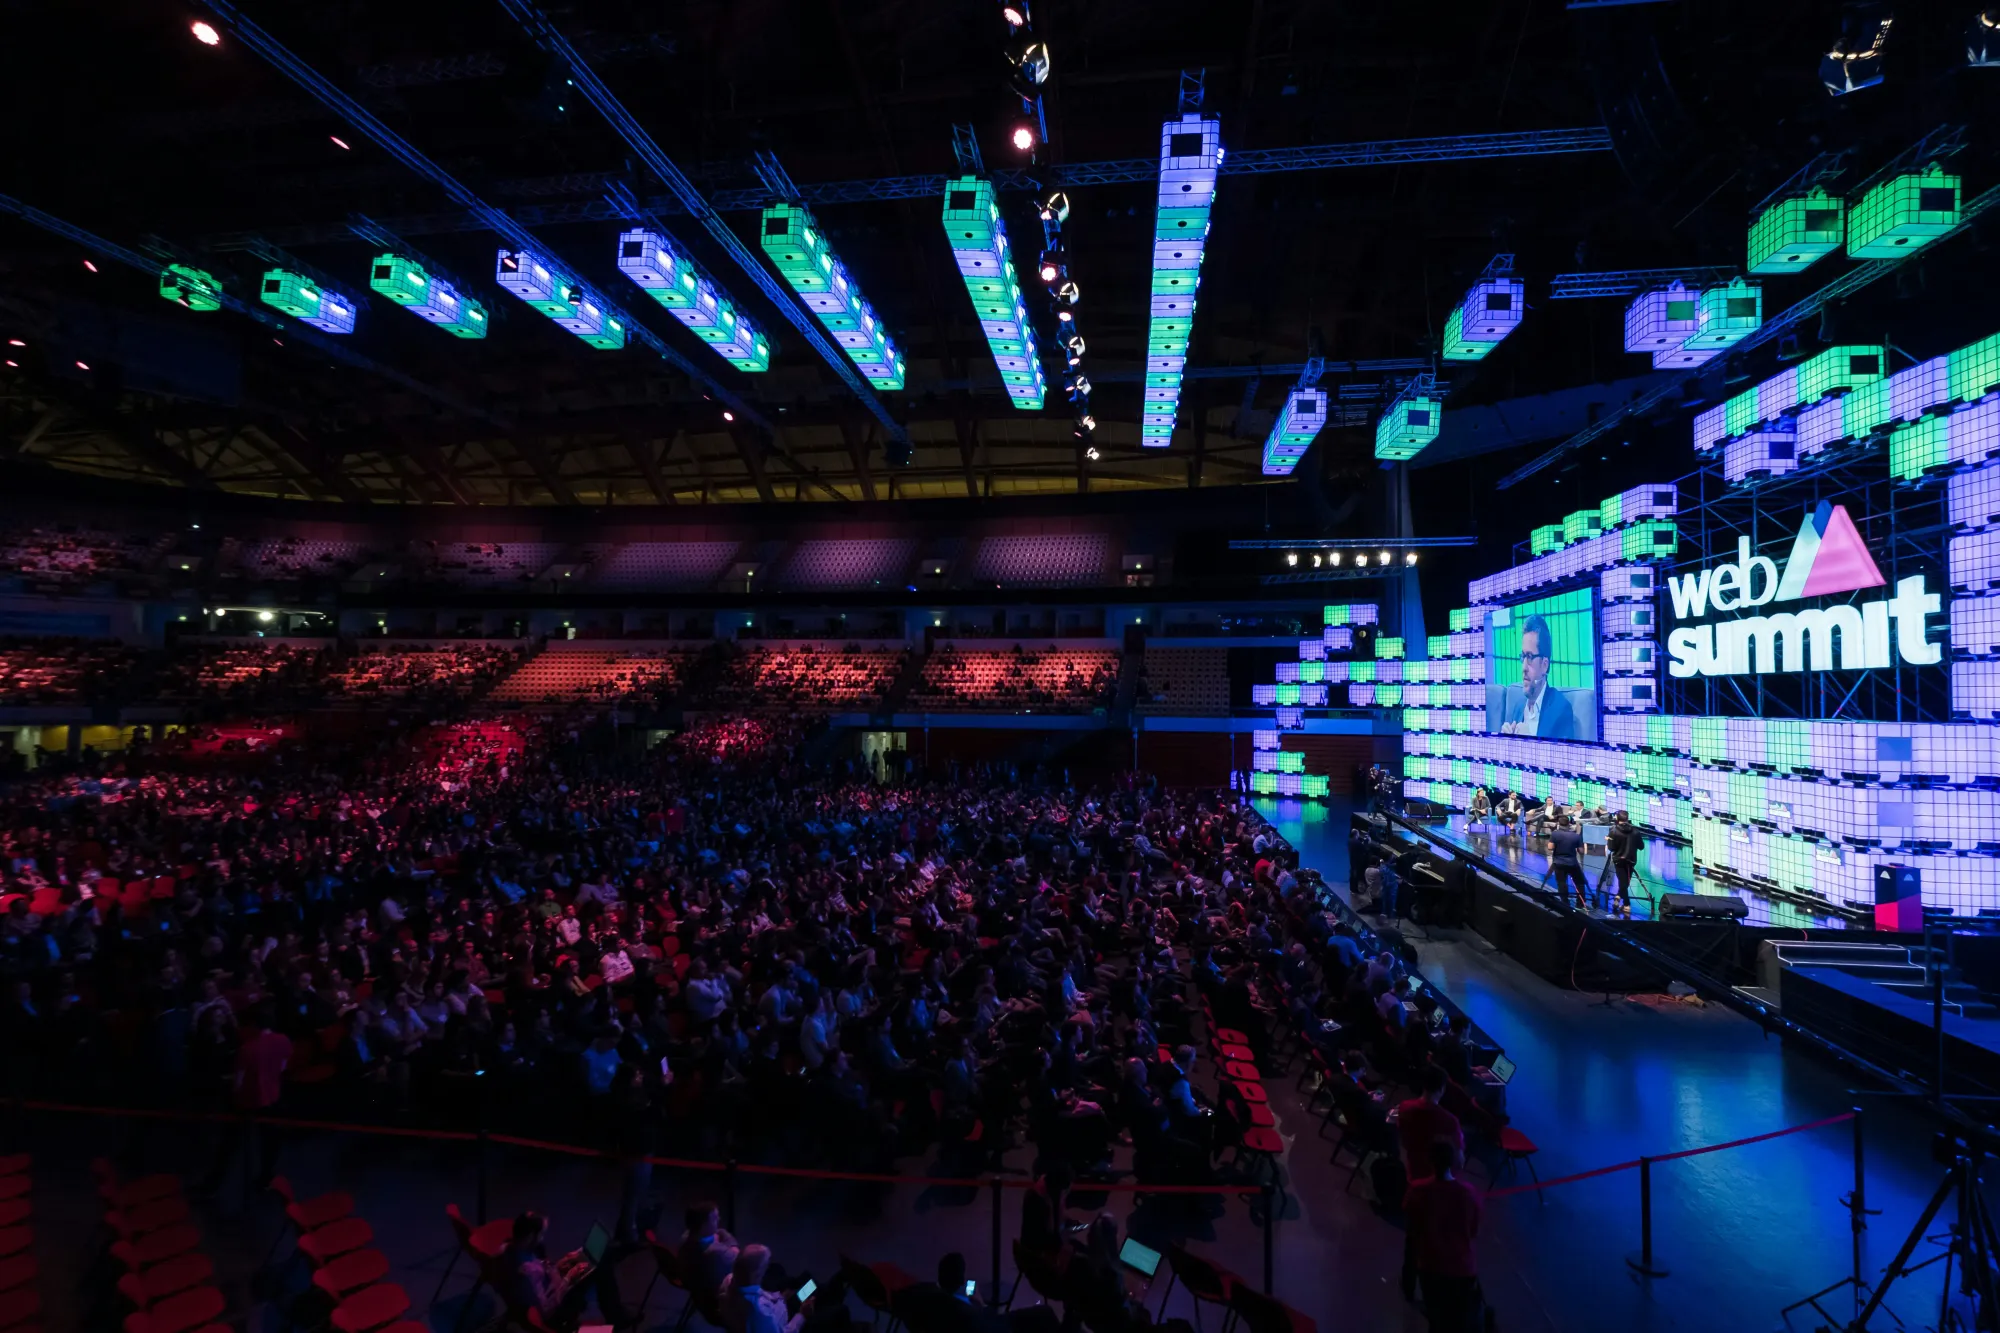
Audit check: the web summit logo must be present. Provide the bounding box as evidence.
[1665,501,1940,679]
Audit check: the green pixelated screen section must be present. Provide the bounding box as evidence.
[1487,587,1595,692]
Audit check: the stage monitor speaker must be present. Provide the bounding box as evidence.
[1658,891,1748,921]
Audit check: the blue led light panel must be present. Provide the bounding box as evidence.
[941,177,1044,410]
[760,204,904,391]
[369,254,487,339]
[1442,278,1525,362]
[1143,114,1222,448]
[494,248,624,350]
[1262,388,1329,476]
[617,229,770,373]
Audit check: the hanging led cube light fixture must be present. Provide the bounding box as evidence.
[1374,377,1441,463]
[1623,281,1698,356]
[616,229,770,373]
[1142,112,1222,447]
[259,268,356,334]
[1682,278,1763,352]
[1846,164,1962,258]
[158,263,222,312]
[1261,388,1328,475]
[1747,188,1845,274]
[369,254,487,339]
[940,176,1044,410]
[760,204,903,390]
[1441,263,1525,362]
[494,248,626,351]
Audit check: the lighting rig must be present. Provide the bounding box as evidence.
[1374,373,1442,463]
[940,168,1044,410]
[1261,353,1329,477]
[351,215,489,339]
[1142,71,1221,449]
[757,154,904,391]
[612,183,770,374]
[494,247,627,349]
[1441,255,1525,362]
[997,1,1093,444]
[244,239,363,335]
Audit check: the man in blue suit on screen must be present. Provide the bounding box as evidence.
[1497,614,1577,740]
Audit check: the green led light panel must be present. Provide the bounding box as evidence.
[159,264,221,312]
[1374,388,1441,463]
[760,203,903,390]
[1747,188,1846,274]
[1847,165,1961,259]
[940,176,1044,410]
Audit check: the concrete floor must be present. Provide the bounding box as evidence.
[8,796,1983,1333]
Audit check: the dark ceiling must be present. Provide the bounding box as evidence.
[0,0,1993,514]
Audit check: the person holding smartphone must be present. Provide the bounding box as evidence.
[722,1245,809,1333]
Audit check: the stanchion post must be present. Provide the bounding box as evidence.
[1624,1156,1668,1277]
[1852,1106,1866,1224]
[475,1072,489,1225]
[1261,1184,1275,1294]
[725,1158,738,1235]
[989,1178,1003,1310]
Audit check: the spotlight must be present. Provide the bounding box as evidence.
[1057,309,1074,324]
[1330,551,1341,567]
[1011,124,1037,153]
[74,360,89,371]
[999,2,1028,28]
[1065,374,1091,401]
[1822,8,1892,95]
[1085,446,1100,461]
[1055,279,1080,308]
[83,260,97,273]
[190,19,221,45]
[5,339,22,347]
[1037,247,1066,284]
[1286,553,1298,567]
[722,411,735,422]
[1354,554,1367,568]
[330,135,350,150]
[1405,551,1419,565]
[499,252,521,274]
[1379,550,1390,564]
[1311,554,1322,568]
[1007,39,1051,98]
[257,610,275,623]
[1038,190,1070,223]
[1062,332,1085,366]
[1972,8,2000,65]
[1078,414,1096,431]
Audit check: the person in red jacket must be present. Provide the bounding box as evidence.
[1405,1140,1485,1331]
[1395,1066,1465,1179]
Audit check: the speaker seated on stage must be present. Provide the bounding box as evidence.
[1467,789,1491,823]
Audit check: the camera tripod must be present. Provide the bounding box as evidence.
[1832,1146,2000,1332]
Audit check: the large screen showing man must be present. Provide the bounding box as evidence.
[1485,589,1599,743]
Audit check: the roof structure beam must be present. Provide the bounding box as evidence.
[202,128,1613,248]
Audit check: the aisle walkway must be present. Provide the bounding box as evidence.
[1259,793,1958,1331]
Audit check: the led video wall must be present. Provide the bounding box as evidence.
[1385,323,2000,920]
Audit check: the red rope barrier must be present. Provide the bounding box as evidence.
[1483,1110,1855,1199]
[9,1097,1256,1195]
[10,1098,1853,1200]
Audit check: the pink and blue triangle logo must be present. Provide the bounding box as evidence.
[1772,501,1886,602]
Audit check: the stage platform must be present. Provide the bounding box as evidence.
[1386,808,1854,930]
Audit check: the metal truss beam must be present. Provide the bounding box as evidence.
[203,127,1613,251]
[1547,266,1738,299]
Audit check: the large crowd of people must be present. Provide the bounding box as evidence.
[0,720,1507,1330]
